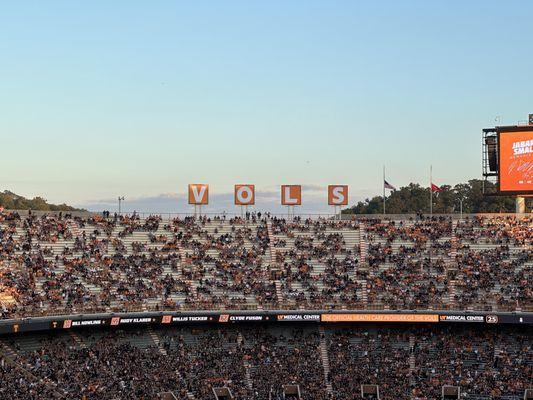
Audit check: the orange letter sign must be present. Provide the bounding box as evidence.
[328,185,348,206]
[235,184,255,205]
[281,185,302,205]
[188,184,209,205]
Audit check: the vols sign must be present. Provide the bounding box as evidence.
[499,130,533,193]
[188,184,209,205]
[328,185,348,206]
[234,184,255,205]
[281,185,302,205]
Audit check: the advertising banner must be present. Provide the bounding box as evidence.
[321,313,439,323]
[0,311,530,335]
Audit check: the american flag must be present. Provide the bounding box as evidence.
[384,180,396,190]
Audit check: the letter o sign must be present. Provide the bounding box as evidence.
[235,184,255,205]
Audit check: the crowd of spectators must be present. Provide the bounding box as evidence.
[412,325,531,399]
[1,324,530,399]
[0,211,531,319]
[0,361,61,399]
[16,334,179,399]
[162,328,250,399]
[452,247,531,309]
[327,327,412,399]
[246,327,329,399]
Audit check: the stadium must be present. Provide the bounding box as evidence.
[1,152,531,399]
[1,3,533,400]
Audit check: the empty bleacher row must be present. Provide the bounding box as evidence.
[0,211,531,318]
[0,324,530,399]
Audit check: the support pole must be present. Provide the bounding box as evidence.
[516,197,525,214]
[430,165,433,216]
[383,165,386,215]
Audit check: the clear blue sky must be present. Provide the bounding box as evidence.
[1,1,532,211]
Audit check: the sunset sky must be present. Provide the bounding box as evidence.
[1,1,532,212]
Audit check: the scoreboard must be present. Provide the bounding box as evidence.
[498,129,533,193]
[483,125,533,196]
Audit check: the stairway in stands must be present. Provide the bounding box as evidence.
[147,326,167,355]
[178,243,197,301]
[243,359,254,392]
[358,222,368,263]
[266,220,283,303]
[238,332,254,392]
[358,279,368,306]
[274,280,283,303]
[178,243,188,263]
[69,331,87,349]
[0,339,18,359]
[409,333,416,386]
[446,220,459,308]
[67,219,82,238]
[493,343,503,360]
[318,326,333,395]
[448,219,458,269]
[448,280,457,307]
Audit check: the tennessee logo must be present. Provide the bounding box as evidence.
[161,315,172,324]
[218,314,229,323]
[110,317,120,326]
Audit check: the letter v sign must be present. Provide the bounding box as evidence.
[188,184,209,205]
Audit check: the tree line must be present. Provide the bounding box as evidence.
[343,179,530,214]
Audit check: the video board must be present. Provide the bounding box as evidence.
[499,129,533,194]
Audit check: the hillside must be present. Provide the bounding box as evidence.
[0,190,83,211]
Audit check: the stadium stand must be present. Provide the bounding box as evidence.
[0,210,531,399]
[0,324,530,399]
[0,211,530,318]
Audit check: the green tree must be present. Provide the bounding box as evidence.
[0,191,82,211]
[343,179,527,214]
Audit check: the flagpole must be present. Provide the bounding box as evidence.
[430,165,433,216]
[383,165,386,215]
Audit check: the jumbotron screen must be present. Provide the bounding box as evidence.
[499,130,533,193]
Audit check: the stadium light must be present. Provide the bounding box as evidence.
[118,196,125,214]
